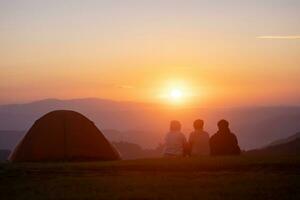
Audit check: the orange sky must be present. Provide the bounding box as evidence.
[1,1,300,106]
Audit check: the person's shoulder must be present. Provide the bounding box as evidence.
[165,132,171,138]
[189,131,196,136]
[179,132,186,138]
[229,132,237,138]
[210,132,218,139]
[227,132,238,141]
[202,131,210,136]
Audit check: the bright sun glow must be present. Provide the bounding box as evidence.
[168,88,184,103]
[170,89,182,99]
[157,80,193,105]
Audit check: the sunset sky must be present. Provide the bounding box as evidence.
[1,0,300,106]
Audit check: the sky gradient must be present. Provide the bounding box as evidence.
[1,0,300,106]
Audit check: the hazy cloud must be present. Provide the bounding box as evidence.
[257,35,300,39]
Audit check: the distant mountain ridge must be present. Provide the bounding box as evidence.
[266,132,300,147]
[1,98,300,149]
[246,131,300,155]
[246,138,300,155]
[0,98,154,112]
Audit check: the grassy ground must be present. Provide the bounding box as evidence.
[1,156,300,200]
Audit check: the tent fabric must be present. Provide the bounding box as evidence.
[9,110,121,162]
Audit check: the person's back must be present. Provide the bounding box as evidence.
[210,120,240,156]
[188,119,210,156]
[164,120,187,157]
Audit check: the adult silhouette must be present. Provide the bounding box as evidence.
[163,120,187,157]
[209,119,241,156]
[188,119,210,156]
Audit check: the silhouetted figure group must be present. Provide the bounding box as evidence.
[163,119,241,157]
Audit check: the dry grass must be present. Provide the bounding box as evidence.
[1,156,300,200]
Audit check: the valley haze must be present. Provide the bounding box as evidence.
[1,98,300,150]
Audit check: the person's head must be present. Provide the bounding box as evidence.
[217,119,230,132]
[170,120,181,131]
[193,119,204,130]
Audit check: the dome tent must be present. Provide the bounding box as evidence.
[9,110,121,162]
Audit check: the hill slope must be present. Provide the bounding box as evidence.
[247,138,300,155]
[267,132,300,147]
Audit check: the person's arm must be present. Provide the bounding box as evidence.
[188,132,193,147]
[182,133,189,156]
[209,136,215,156]
[232,134,238,145]
[164,133,169,146]
[182,134,187,146]
[232,133,241,155]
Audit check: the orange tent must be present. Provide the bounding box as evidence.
[9,110,121,162]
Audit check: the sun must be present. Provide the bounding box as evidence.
[170,89,182,98]
[169,88,183,100]
[157,80,191,104]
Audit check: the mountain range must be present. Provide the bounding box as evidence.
[266,132,300,147]
[246,138,300,156]
[1,98,300,149]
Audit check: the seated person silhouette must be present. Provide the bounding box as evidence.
[163,120,187,157]
[188,119,210,156]
[209,119,241,156]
